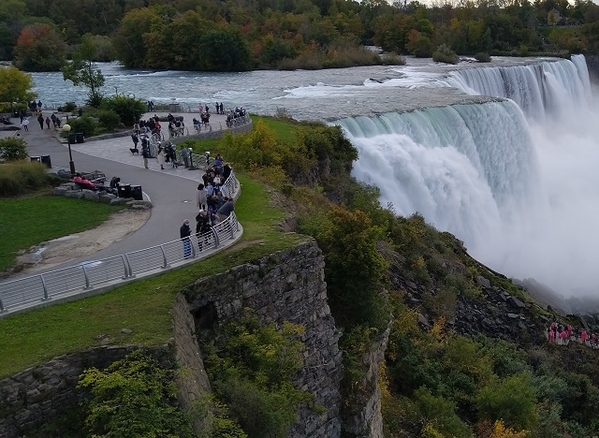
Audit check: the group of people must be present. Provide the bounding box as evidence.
[546,322,599,348]
[226,107,247,127]
[167,113,186,138]
[179,154,235,258]
[193,113,211,132]
[133,116,162,136]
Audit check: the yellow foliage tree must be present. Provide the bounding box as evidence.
[490,420,528,438]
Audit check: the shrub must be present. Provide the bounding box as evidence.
[475,373,538,431]
[96,109,121,131]
[0,161,49,196]
[381,52,406,65]
[0,137,28,161]
[100,95,146,127]
[63,101,77,112]
[67,116,98,137]
[78,350,193,437]
[433,44,459,64]
[475,52,491,62]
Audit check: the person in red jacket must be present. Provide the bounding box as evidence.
[73,173,97,191]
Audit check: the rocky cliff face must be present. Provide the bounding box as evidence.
[184,240,344,438]
[0,240,386,438]
[585,55,599,86]
[0,346,169,437]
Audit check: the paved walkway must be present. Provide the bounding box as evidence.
[1,110,238,269]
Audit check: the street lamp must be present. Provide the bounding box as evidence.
[62,123,76,176]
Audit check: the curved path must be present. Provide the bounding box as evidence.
[1,111,236,269]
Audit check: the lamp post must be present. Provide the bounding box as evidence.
[62,124,76,175]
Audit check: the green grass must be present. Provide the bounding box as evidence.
[0,195,122,271]
[187,114,301,154]
[0,174,306,378]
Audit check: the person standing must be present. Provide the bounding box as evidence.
[141,135,150,169]
[157,144,165,170]
[180,145,189,168]
[21,118,29,131]
[216,197,234,222]
[131,133,139,153]
[37,114,44,129]
[45,116,51,129]
[180,219,192,258]
[196,183,208,211]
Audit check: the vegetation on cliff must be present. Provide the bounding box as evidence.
[4,115,599,437]
[197,116,599,437]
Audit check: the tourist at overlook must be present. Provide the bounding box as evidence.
[180,219,192,258]
[216,197,234,222]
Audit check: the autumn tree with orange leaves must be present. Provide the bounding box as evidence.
[14,23,66,71]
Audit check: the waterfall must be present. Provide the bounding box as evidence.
[447,56,590,121]
[343,55,599,296]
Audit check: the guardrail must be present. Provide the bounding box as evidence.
[0,212,241,314]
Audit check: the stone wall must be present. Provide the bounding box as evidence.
[171,293,212,434]
[184,240,343,438]
[0,345,167,437]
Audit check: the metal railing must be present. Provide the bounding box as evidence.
[0,212,241,314]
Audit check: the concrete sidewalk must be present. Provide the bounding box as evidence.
[1,110,243,268]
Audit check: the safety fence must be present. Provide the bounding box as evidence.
[0,212,241,314]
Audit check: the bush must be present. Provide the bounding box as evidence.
[433,44,459,64]
[381,52,406,65]
[63,101,77,112]
[475,52,491,62]
[78,350,193,437]
[96,109,121,131]
[0,161,49,196]
[0,137,28,161]
[67,116,98,137]
[100,95,146,127]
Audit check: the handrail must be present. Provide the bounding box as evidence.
[0,212,240,315]
[0,172,242,316]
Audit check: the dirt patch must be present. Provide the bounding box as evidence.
[13,208,151,275]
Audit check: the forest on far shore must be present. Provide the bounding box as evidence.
[1,0,599,72]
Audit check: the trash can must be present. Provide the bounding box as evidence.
[76,133,85,143]
[130,184,143,200]
[40,155,52,168]
[68,133,76,143]
[117,183,131,198]
[30,155,41,163]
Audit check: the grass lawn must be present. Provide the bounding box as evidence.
[0,195,122,271]
[188,114,301,154]
[0,174,306,378]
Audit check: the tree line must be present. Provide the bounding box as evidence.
[1,0,599,72]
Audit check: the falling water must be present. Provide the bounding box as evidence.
[340,55,599,297]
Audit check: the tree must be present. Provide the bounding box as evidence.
[113,7,163,68]
[14,23,66,71]
[199,28,252,71]
[61,34,105,107]
[0,66,35,113]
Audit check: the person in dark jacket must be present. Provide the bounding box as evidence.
[180,219,192,258]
